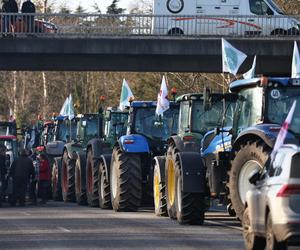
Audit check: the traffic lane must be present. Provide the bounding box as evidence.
[0,202,244,250]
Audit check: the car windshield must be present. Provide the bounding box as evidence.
[265,0,284,14]
[267,87,300,135]
[191,100,235,134]
[57,120,77,142]
[134,107,178,141]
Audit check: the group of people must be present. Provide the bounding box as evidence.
[0,147,51,207]
[2,0,36,33]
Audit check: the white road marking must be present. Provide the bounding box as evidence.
[57,227,71,233]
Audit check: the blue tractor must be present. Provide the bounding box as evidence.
[109,101,179,212]
[225,77,300,220]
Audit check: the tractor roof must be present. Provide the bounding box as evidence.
[230,77,300,92]
[176,93,203,102]
[130,101,178,108]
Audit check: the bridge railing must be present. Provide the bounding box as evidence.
[0,13,299,37]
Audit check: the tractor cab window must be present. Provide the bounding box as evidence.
[85,118,98,138]
[56,120,77,142]
[249,0,274,15]
[267,87,300,135]
[105,112,128,139]
[134,107,178,141]
[179,101,190,134]
[234,87,263,135]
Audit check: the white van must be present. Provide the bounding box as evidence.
[152,0,300,36]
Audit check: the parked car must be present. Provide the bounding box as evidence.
[242,144,300,250]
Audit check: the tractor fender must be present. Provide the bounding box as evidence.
[87,138,103,159]
[100,154,112,181]
[118,134,149,153]
[46,140,65,157]
[176,152,206,193]
[153,156,166,180]
[233,124,298,150]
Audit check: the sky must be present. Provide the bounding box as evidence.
[56,0,133,13]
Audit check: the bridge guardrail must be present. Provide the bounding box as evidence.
[0,13,299,38]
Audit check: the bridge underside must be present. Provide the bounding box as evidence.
[0,37,297,75]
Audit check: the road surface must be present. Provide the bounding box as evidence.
[0,201,244,249]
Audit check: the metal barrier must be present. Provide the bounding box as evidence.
[0,13,299,37]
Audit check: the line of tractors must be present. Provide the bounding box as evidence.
[11,76,299,226]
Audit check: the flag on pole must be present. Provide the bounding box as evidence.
[270,100,297,162]
[59,96,69,117]
[67,94,75,120]
[222,38,247,76]
[292,41,300,78]
[119,79,134,111]
[243,56,257,79]
[156,76,170,116]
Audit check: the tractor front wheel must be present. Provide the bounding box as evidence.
[75,153,87,205]
[52,158,62,201]
[86,149,99,207]
[98,161,111,209]
[61,151,76,202]
[110,147,142,212]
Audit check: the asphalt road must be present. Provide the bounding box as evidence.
[0,201,244,250]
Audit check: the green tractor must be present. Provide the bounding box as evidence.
[156,92,236,224]
[61,114,101,203]
[75,108,128,207]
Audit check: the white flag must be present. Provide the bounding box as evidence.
[156,76,170,116]
[270,100,297,162]
[59,96,69,117]
[119,79,134,111]
[222,38,247,76]
[292,41,300,78]
[67,94,75,120]
[243,56,257,79]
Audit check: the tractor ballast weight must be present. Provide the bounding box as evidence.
[226,77,300,220]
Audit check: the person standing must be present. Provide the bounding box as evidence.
[38,154,50,204]
[2,0,18,33]
[10,149,35,206]
[0,145,7,206]
[21,0,35,33]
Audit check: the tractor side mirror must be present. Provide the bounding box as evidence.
[248,169,261,185]
[203,87,212,111]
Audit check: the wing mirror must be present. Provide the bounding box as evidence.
[248,169,261,185]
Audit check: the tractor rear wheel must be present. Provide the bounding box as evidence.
[110,147,142,212]
[61,151,76,202]
[86,149,99,207]
[174,154,205,225]
[75,153,87,205]
[52,158,62,201]
[229,140,270,220]
[165,144,177,219]
[153,157,167,217]
[98,161,112,209]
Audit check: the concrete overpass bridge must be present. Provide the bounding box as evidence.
[0,13,299,75]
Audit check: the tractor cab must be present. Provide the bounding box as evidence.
[53,116,77,143]
[76,114,101,144]
[0,122,17,137]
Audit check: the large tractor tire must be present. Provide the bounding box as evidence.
[153,156,168,217]
[86,149,99,207]
[228,140,270,220]
[165,144,177,219]
[98,161,112,209]
[110,147,142,212]
[61,151,76,202]
[174,154,205,225]
[52,158,62,201]
[75,153,87,205]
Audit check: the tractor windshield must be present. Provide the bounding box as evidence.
[267,87,300,135]
[84,118,98,138]
[56,120,77,142]
[134,107,178,141]
[105,112,128,139]
[191,100,235,134]
[0,139,18,161]
[0,123,16,136]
